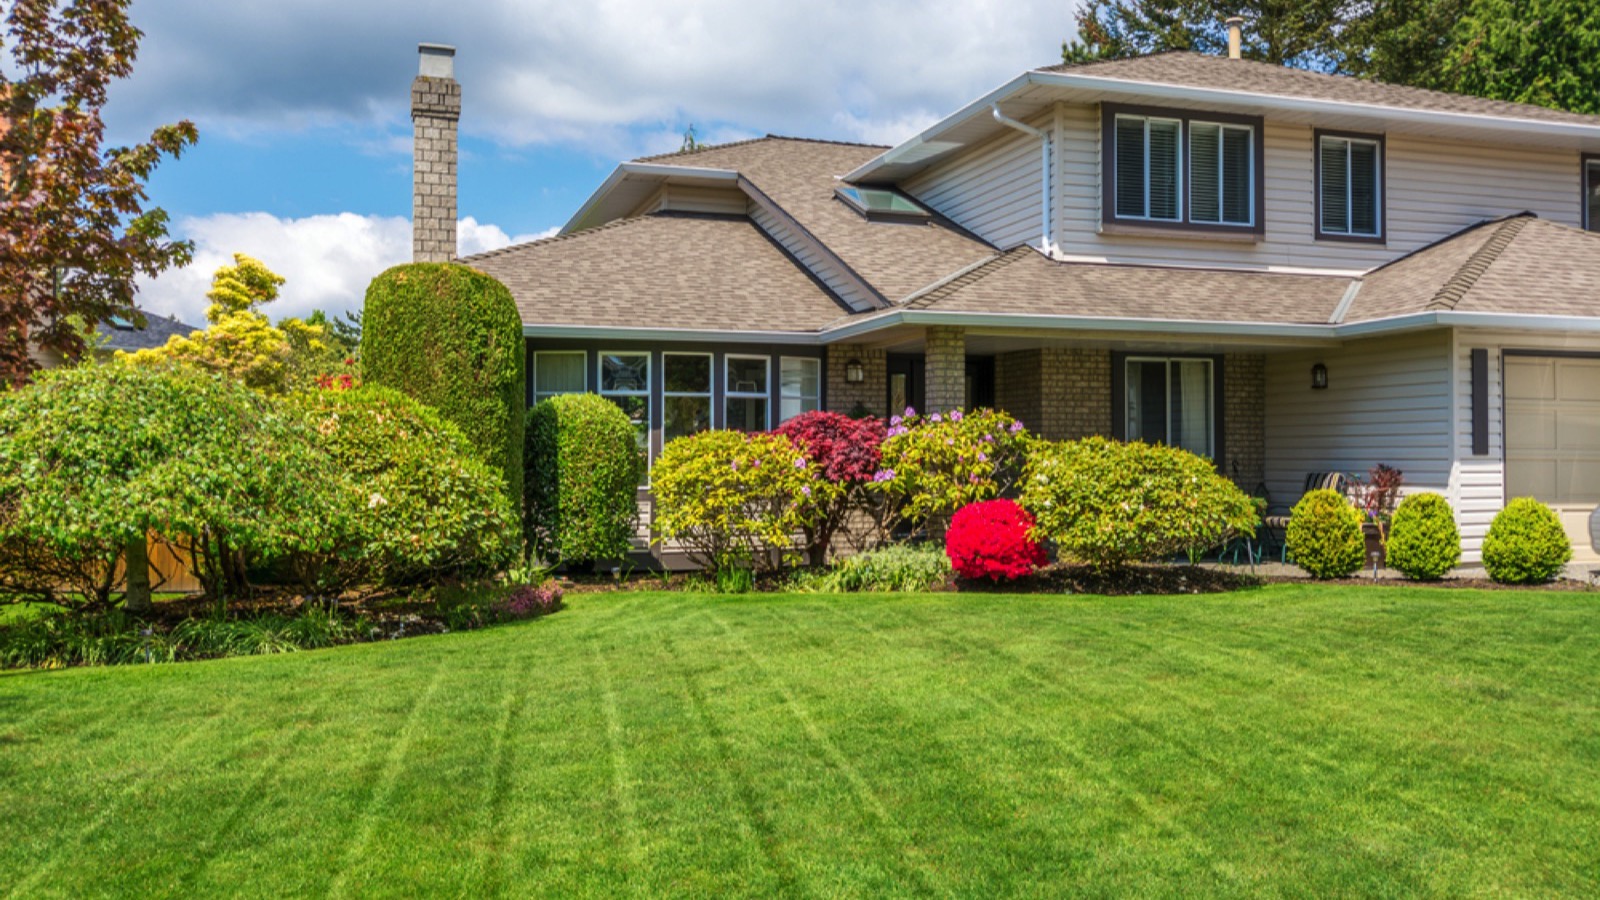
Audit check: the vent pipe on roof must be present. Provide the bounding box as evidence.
[991,104,1052,254]
[1225,16,1244,60]
[412,43,459,262]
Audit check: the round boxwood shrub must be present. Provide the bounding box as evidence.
[360,263,525,513]
[651,430,839,574]
[1385,493,1461,581]
[294,385,519,587]
[1285,488,1366,579]
[1020,437,1258,572]
[524,393,645,567]
[945,499,1046,582]
[1482,497,1572,584]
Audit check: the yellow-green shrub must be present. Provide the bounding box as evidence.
[1285,489,1365,579]
[1482,498,1572,584]
[651,430,839,574]
[1020,437,1257,571]
[872,408,1029,530]
[1385,493,1461,581]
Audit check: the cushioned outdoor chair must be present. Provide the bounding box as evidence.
[1261,472,1351,562]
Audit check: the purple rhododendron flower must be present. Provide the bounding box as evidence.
[801,485,812,496]
[977,452,988,462]
[730,460,739,471]
[872,468,896,482]
[930,413,943,423]
[1009,421,1024,433]
[951,409,964,422]
[944,438,955,446]
[904,406,916,417]
[889,415,902,426]
[793,457,806,468]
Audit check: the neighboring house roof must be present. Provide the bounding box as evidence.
[900,247,1349,325]
[94,311,198,352]
[1036,52,1600,128]
[1348,214,1600,322]
[639,137,999,302]
[462,211,852,334]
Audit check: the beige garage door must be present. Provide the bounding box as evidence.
[1504,356,1600,504]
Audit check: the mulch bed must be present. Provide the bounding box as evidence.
[146,588,458,638]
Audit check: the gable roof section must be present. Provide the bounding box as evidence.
[461,211,851,335]
[640,137,1000,302]
[95,311,200,352]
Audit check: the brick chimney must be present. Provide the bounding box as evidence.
[411,43,459,262]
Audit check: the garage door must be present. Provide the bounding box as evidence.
[1504,356,1600,504]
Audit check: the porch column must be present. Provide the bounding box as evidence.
[924,326,966,413]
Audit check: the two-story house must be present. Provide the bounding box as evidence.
[406,38,1600,564]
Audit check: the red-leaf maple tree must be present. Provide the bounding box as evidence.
[0,0,197,384]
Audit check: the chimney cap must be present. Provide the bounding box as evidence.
[1224,15,1245,24]
[418,43,456,79]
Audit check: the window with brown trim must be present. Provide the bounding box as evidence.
[1584,154,1600,233]
[1316,130,1385,242]
[1102,103,1264,235]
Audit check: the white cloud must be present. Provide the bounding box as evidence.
[109,1,1079,156]
[137,213,558,325]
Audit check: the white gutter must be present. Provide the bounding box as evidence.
[990,104,1051,253]
[523,323,821,345]
[560,162,740,235]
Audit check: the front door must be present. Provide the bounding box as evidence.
[887,354,924,417]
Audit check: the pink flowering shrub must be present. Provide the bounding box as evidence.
[945,499,1047,582]
[499,581,564,619]
[871,407,1029,532]
[773,411,884,564]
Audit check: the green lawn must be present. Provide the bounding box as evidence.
[2,585,1598,897]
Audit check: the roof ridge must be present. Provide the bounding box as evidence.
[635,133,889,164]
[1426,215,1534,311]
[1360,213,1530,279]
[905,248,1029,309]
[458,211,741,262]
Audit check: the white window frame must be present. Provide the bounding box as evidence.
[1187,120,1255,227]
[779,356,822,424]
[662,351,714,439]
[1318,134,1384,239]
[598,351,652,478]
[1125,356,1216,459]
[532,350,587,404]
[724,354,771,432]
[1115,113,1185,223]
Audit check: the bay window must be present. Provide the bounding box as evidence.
[725,355,770,432]
[779,357,820,423]
[599,351,651,472]
[663,353,712,441]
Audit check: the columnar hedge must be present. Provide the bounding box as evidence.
[524,393,644,566]
[360,263,525,512]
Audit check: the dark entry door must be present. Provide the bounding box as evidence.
[887,354,924,417]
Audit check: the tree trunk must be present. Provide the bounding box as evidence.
[124,534,152,614]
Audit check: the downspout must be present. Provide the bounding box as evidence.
[992,103,1051,254]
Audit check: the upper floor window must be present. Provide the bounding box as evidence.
[1105,105,1261,233]
[1317,132,1384,241]
[1585,156,1600,233]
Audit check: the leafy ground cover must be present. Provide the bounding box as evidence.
[2,585,1597,897]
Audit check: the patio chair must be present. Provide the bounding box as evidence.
[1262,472,1350,562]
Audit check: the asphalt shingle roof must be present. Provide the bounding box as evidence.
[94,311,200,352]
[1037,52,1600,127]
[461,211,851,332]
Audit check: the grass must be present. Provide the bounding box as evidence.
[1,584,1597,897]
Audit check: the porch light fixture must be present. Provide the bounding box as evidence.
[1311,363,1329,390]
[845,358,866,384]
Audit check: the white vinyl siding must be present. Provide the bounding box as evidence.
[903,108,1050,250]
[1264,330,1453,526]
[1319,136,1382,238]
[632,184,749,217]
[1052,106,1584,269]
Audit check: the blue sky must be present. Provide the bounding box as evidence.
[106,0,1078,324]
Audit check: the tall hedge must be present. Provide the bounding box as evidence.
[360,263,525,513]
[525,393,645,567]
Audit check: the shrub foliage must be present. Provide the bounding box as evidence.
[773,410,884,564]
[945,499,1047,582]
[1022,437,1257,571]
[1385,493,1461,581]
[873,408,1029,531]
[651,430,838,574]
[1285,488,1366,579]
[360,263,525,509]
[525,393,645,567]
[294,385,519,587]
[1482,497,1572,584]
[801,543,951,593]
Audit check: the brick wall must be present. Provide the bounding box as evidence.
[825,345,886,418]
[995,350,1042,427]
[924,326,966,413]
[1224,353,1266,489]
[411,75,460,263]
[1042,348,1112,440]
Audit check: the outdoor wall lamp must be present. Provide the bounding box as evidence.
[845,358,865,384]
[1311,363,1329,390]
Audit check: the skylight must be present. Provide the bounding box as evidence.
[835,185,930,219]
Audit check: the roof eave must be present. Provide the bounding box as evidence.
[523,323,822,345]
[560,162,741,235]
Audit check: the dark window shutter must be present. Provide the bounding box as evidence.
[1471,348,1489,456]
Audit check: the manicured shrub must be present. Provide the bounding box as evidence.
[524,393,644,568]
[1021,437,1258,572]
[293,385,519,587]
[945,499,1046,582]
[499,581,564,619]
[1285,488,1366,579]
[0,364,343,608]
[873,408,1029,532]
[773,410,884,564]
[1386,493,1461,581]
[802,543,952,593]
[651,430,839,574]
[1482,498,1572,585]
[360,263,525,510]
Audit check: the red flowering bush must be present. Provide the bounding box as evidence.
[773,411,884,564]
[945,498,1047,582]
